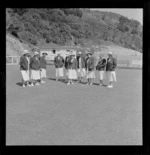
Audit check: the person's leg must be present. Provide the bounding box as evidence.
[107,71,113,88]
[87,78,90,85]
[99,71,104,85]
[67,79,71,85]
[56,68,59,81]
[71,79,74,84]
[89,78,93,85]
[21,70,27,87]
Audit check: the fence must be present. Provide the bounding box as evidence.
[6,56,20,65]
[6,55,142,69]
[94,52,142,69]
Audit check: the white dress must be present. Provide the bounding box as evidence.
[31,58,40,80]
[56,68,64,77]
[21,57,30,81]
[40,68,47,78]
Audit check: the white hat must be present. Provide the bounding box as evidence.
[108,52,113,55]
[22,50,29,55]
[34,51,39,55]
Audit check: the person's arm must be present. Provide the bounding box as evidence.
[113,58,117,69]
[91,57,95,69]
[62,57,65,65]
[20,57,26,70]
[19,56,22,64]
[54,57,57,66]
[75,59,78,70]
[101,59,106,68]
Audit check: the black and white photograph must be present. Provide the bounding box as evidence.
[5,7,144,146]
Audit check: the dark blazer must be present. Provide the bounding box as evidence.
[65,55,71,69]
[30,56,40,70]
[20,56,30,70]
[106,57,117,71]
[39,56,47,69]
[68,57,77,70]
[85,57,95,71]
[96,58,106,71]
[54,56,64,68]
[77,55,86,69]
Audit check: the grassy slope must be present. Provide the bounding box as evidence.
[6,34,142,60]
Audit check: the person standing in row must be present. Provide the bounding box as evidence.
[54,52,64,81]
[76,51,86,83]
[39,53,48,83]
[20,50,31,87]
[67,54,78,85]
[64,53,71,82]
[106,52,117,88]
[96,55,107,86]
[86,53,95,85]
[30,51,41,86]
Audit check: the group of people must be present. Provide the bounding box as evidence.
[20,50,47,87]
[53,51,117,88]
[20,49,117,88]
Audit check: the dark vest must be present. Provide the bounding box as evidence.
[30,56,40,70]
[54,56,64,68]
[96,58,106,71]
[20,56,30,70]
[68,57,77,70]
[77,55,86,69]
[86,57,95,71]
[39,56,47,69]
[106,57,117,71]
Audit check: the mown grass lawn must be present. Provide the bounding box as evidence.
[6,65,142,145]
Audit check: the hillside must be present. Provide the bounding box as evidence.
[6,8,143,54]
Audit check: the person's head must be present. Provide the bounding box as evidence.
[88,53,92,57]
[57,52,61,56]
[108,52,113,58]
[42,53,48,58]
[34,51,39,57]
[23,50,29,57]
[78,51,82,55]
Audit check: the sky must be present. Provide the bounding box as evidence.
[91,9,143,25]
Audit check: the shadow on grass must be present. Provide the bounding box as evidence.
[92,83,108,87]
[16,82,22,87]
[48,77,68,84]
[48,77,56,81]
[79,81,88,85]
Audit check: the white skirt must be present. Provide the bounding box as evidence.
[65,69,69,77]
[31,70,41,80]
[56,68,64,77]
[77,68,86,77]
[40,68,47,78]
[21,70,30,81]
[68,69,77,79]
[107,71,117,82]
[99,70,105,80]
[86,70,96,79]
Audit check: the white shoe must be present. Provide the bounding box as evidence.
[41,81,45,84]
[67,82,70,85]
[107,85,113,88]
[35,83,40,86]
[27,84,31,87]
[89,83,93,85]
[22,84,25,88]
[99,83,102,86]
[71,82,74,85]
[30,83,34,86]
